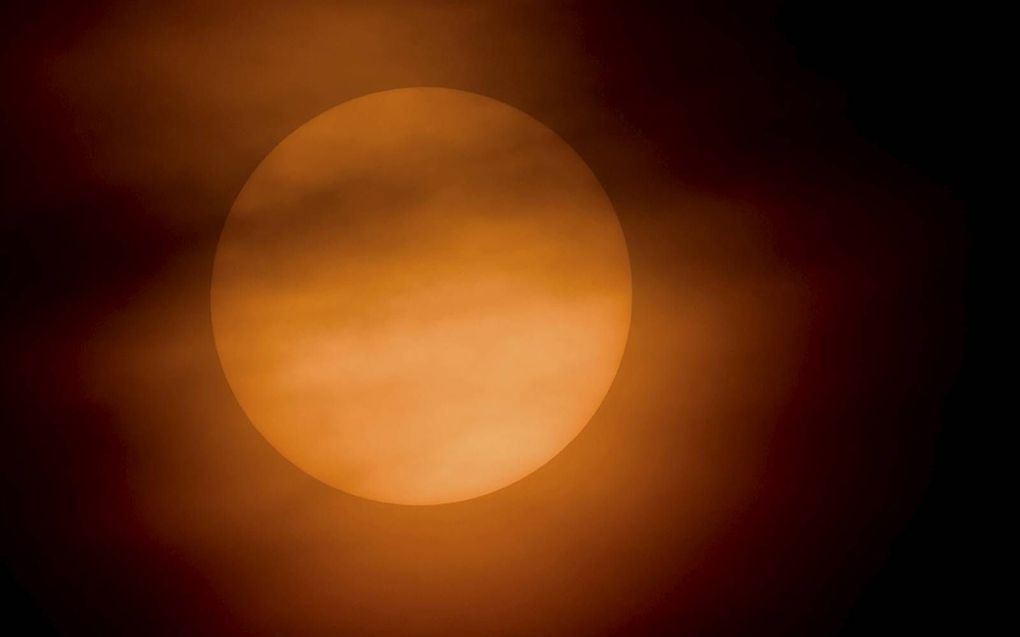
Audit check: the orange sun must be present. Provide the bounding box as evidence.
[211,88,631,504]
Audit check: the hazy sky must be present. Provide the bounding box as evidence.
[2,2,972,635]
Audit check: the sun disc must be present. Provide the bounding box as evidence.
[211,88,631,505]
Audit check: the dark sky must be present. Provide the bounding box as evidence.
[2,1,980,635]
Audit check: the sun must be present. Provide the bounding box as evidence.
[211,87,631,505]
